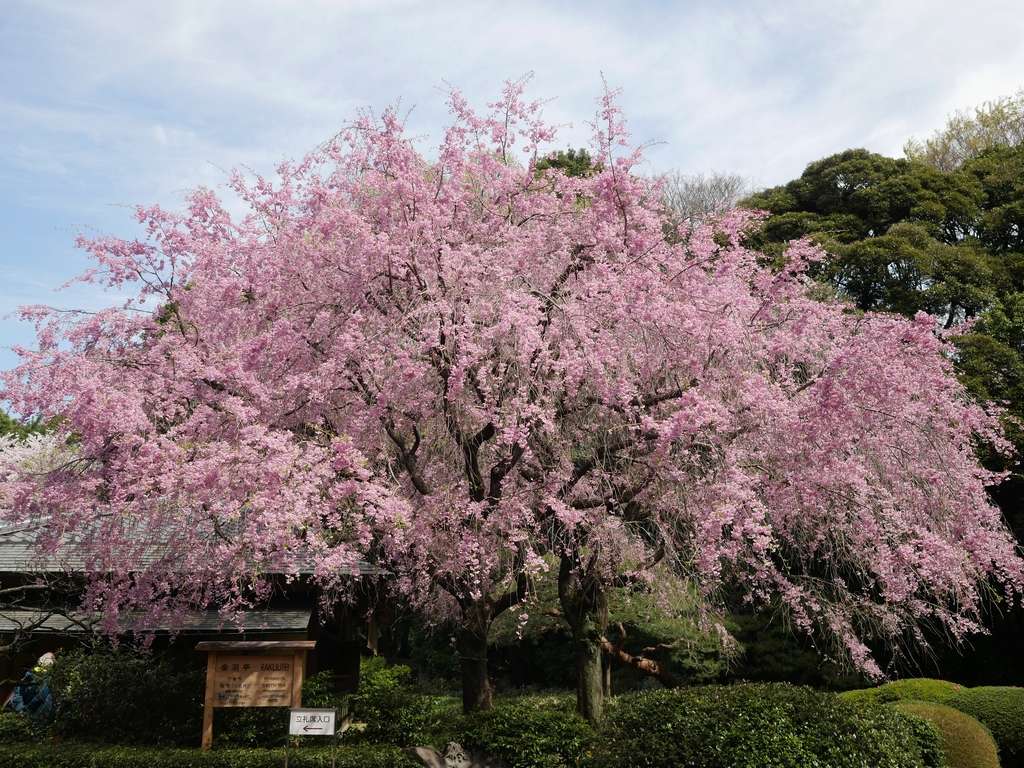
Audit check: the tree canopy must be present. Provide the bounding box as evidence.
[905,89,1024,172]
[744,116,1024,594]
[2,83,1022,721]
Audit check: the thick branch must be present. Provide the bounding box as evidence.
[383,419,432,496]
[432,350,496,502]
[491,569,531,619]
[0,584,51,598]
[487,442,525,503]
[600,622,678,687]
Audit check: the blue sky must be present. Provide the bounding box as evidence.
[2,0,1023,371]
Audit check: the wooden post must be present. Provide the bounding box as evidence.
[291,650,304,708]
[289,650,304,758]
[201,651,217,750]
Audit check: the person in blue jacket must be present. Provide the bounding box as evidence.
[6,652,54,719]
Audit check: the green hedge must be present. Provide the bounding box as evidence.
[0,743,419,768]
[590,683,941,768]
[40,648,364,749]
[45,648,204,745]
[947,687,1024,768]
[899,712,948,768]
[892,701,997,768]
[839,679,964,706]
[346,657,460,747]
[0,711,36,743]
[459,694,592,768]
[33,648,463,749]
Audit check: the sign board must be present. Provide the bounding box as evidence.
[213,654,293,707]
[196,640,316,751]
[289,708,336,736]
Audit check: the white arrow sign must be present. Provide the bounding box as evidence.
[289,708,336,736]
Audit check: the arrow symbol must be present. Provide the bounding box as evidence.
[303,725,323,732]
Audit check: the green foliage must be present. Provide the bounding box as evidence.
[212,707,291,748]
[42,649,358,750]
[957,293,1024,448]
[404,623,462,685]
[590,683,936,768]
[947,686,1024,768]
[905,89,1024,171]
[892,701,997,768]
[0,711,36,743]
[603,582,730,686]
[0,409,49,438]
[963,145,1024,256]
[0,743,418,767]
[899,713,948,768]
[743,149,994,322]
[839,678,964,706]
[348,657,459,746]
[45,647,204,746]
[458,694,592,768]
[535,148,599,178]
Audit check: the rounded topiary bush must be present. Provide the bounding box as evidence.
[892,700,999,768]
[840,678,963,706]
[591,683,937,768]
[947,686,1024,768]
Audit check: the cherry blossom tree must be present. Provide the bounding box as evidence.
[0,431,85,656]
[2,79,1022,720]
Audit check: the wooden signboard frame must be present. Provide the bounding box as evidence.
[196,640,316,750]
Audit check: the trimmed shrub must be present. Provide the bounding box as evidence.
[0,742,419,767]
[348,656,459,746]
[892,701,998,768]
[899,712,947,768]
[591,683,937,768]
[459,694,592,768]
[840,678,963,706]
[45,648,204,745]
[947,686,1024,768]
[0,711,35,742]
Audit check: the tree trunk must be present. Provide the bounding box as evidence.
[559,555,609,725]
[602,652,612,698]
[574,628,605,723]
[457,618,493,713]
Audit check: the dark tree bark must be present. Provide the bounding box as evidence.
[457,607,494,713]
[558,555,609,724]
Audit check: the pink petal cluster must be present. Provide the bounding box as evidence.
[2,80,1020,674]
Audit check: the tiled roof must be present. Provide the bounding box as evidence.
[0,520,386,577]
[0,609,312,634]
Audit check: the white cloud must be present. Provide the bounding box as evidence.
[1,0,1023,367]
[7,0,1024,191]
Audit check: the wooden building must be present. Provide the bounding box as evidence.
[0,518,386,702]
